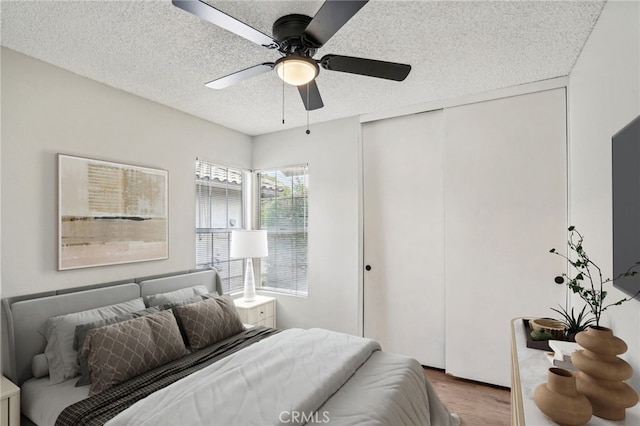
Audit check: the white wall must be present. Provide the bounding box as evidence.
[252,118,361,335]
[568,0,640,390]
[1,48,252,298]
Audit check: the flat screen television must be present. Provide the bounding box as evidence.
[612,114,640,298]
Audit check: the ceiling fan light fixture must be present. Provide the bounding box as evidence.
[275,56,319,86]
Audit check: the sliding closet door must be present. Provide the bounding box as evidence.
[444,88,567,387]
[362,110,445,368]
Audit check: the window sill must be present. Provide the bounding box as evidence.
[228,288,308,299]
[258,287,307,298]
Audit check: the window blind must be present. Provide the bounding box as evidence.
[257,165,308,296]
[195,159,246,294]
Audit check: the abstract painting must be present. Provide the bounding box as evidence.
[58,154,168,270]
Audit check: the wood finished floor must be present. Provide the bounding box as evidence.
[424,368,511,426]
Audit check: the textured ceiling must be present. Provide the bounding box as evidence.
[1,0,604,136]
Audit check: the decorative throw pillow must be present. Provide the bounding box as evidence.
[143,285,209,307]
[173,296,245,350]
[74,306,161,386]
[39,298,146,384]
[82,310,187,395]
[161,294,210,346]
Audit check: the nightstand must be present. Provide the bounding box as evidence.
[234,295,276,328]
[1,376,20,426]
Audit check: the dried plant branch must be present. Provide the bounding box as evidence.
[550,226,640,327]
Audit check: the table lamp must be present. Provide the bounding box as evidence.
[230,230,268,302]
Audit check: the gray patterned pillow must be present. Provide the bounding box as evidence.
[173,296,245,350]
[74,306,162,387]
[81,310,187,395]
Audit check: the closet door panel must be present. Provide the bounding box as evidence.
[362,110,445,367]
[444,88,567,387]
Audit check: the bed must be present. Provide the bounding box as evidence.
[1,270,460,426]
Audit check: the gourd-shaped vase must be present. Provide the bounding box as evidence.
[572,326,639,420]
[534,367,592,426]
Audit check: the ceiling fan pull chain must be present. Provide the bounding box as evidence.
[282,67,286,124]
[306,84,311,135]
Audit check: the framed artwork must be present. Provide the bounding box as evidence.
[58,154,168,270]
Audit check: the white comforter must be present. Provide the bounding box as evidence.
[107,328,458,426]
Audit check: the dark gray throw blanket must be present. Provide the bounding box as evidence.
[56,326,280,426]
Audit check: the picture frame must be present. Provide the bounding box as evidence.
[58,154,168,270]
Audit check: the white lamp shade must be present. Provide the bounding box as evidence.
[230,230,268,259]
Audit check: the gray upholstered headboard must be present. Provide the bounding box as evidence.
[138,269,221,298]
[1,269,223,385]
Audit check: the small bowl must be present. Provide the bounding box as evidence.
[530,318,566,340]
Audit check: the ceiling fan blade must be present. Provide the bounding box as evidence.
[303,0,368,47]
[320,54,411,81]
[205,63,274,89]
[172,0,278,49]
[297,80,324,111]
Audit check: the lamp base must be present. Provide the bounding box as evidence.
[243,258,256,302]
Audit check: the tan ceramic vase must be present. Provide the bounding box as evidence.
[572,326,639,420]
[534,367,592,426]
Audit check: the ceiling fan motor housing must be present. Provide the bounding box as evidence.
[272,14,317,56]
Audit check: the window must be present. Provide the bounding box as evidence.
[257,165,308,295]
[195,160,309,296]
[195,159,246,294]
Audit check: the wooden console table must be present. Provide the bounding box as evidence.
[510,318,640,425]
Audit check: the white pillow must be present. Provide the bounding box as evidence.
[32,353,49,379]
[143,285,209,308]
[40,298,145,384]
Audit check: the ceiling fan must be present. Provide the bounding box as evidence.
[172,0,412,111]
